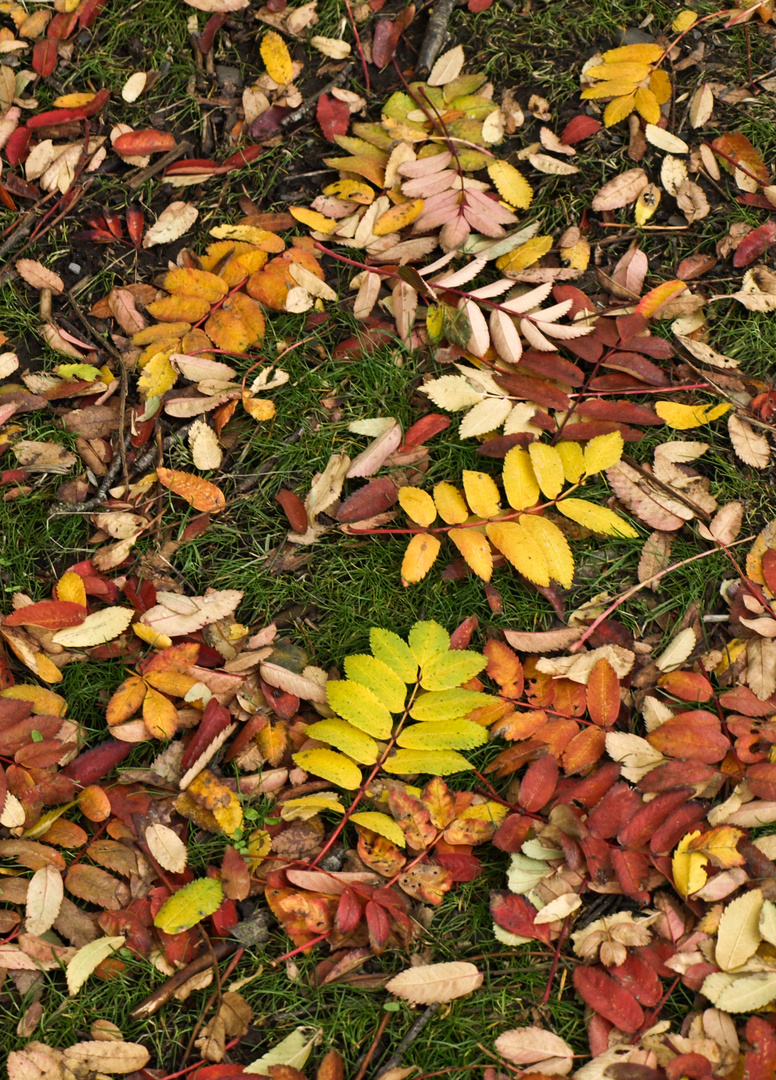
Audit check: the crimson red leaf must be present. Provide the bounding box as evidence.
[250,106,292,140]
[48,11,79,39]
[576,399,661,425]
[601,351,670,385]
[468,0,493,10]
[372,6,415,68]
[365,899,390,952]
[259,679,299,720]
[617,788,691,849]
[746,762,776,800]
[4,600,86,630]
[164,158,220,176]
[586,781,642,840]
[493,372,570,411]
[553,761,621,808]
[611,847,650,900]
[218,145,264,171]
[490,891,552,944]
[336,888,363,934]
[649,801,706,855]
[0,715,60,756]
[337,476,399,523]
[317,94,351,141]
[609,953,663,1007]
[77,0,106,29]
[180,697,234,772]
[561,115,602,145]
[492,813,533,853]
[113,130,177,155]
[638,760,715,793]
[275,488,308,533]
[573,965,644,1033]
[744,1018,776,1080]
[519,350,585,387]
[733,222,776,267]
[32,39,58,77]
[126,205,145,247]
[666,1055,712,1080]
[518,753,558,813]
[449,615,478,650]
[403,413,450,446]
[61,739,133,785]
[199,13,227,54]
[433,843,482,882]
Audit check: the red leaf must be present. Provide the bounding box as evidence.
[519,350,585,387]
[676,253,718,280]
[611,847,650,900]
[561,115,602,145]
[733,222,776,267]
[711,132,770,185]
[467,0,493,9]
[61,739,133,785]
[576,399,661,426]
[164,158,220,176]
[657,670,713,703]
[218,144,264,171]
[77,0,106,30]
[276,488,308,533]
[211,897,239,935]
[113,130,177,155]
[638,760,715,793]
[32,39,58,77]
[494,371,570,411]
[490,891,552,944]
[587,781,642,839]
[763,549,776,596]
[180,697,234,772]
[609,952,663,1007]
[317,94,351,141]
[126,205,144,247]
[573,965,644,1033]
[48,11,79,39]
[588,1015,614,1057]
[221,846,251,902]
[744,1018,776,1080]
[646,712,730,763]
[337,476,399,523]
[372,5,415,68]
[250,106,292,140]
[553,760,621,808]
[562,726,606,775]
[365,899,390,952]
[477,433,532,458]
[259,679,299,721]
[617,788,692,849]
[199,13,227,54]
[586,659,621,727]
[518,753,559,813]
[336,888,363,934]
[492,813,533,853]
[5,127,30,167]
[601,351,671,386]
[4,600,86,630]
[719,685,776,716]
[449,615,478,650]
[433,842,482,882]
[665,1055,712,1080]
[747,762,776,800]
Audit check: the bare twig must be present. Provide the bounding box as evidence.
[126,140,193,190]
[371,1003,441,1078]
[130,942,237,1019]
[416,0,458,76]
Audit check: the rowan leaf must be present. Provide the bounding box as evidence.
[715,888,763,971]
[502,447,540,510]
[384,748,473,775]
[66,936,125,996]
[386,961,482,1003]
[154,878,224,934]
[304,719,380,765]
[486,521,551,585]
[260,30,293,85]
[25,865,63,936]
[519,514,574,588]
[527,442,564,499]
[462,470,501,518]
[410,688,494,722]
[292,748,363,789]
[487,161,533,208]
[420,649,487,690]
[351,811,406,847]
[369,627,418,683]
[401,532,441,585]
[434,481,470,524]
[397,719,488,750]
[556,498,638,538]
[145,824,188,874]
[655,401,732,429]
[449,527,494,581]
[51,607,135,648]
[398,486,437,527]
[344,653,408,711]
[408,620,451,666]
[583,431,624,476]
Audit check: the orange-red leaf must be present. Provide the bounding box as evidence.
[586,659,620,727]
[4,601,86,630]
[114,130,177,155]
[156,468,226,513]
[106,676,147,726]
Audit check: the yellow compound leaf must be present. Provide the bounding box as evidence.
[583,430,624,476]
[556,441,584,484]
[229,292,268,342]
[156,467,226,513]
[323,179,375,203]
[292,747,362,789]
[602,43,665,63]
[486,521,550,586]
[383,748,473,776]
[487,160,533,209]
[305,718,379,765]
[495,236,553,272]
[154,878,224,934]
[449,528,493,581]
[345,653,407,711]
[351,811,406,847]
[138,352,177,399]
[397,718,488,751]
[1,684,67,717]
[502,446,540,510]
[146,295,211,322]
[260,29,293,86]
[327,679,394,738]
[519,514,574,588]
[581,80,640,101]
[650,68,672,105]
[426,305,445,341]
[433,481,469,524]
[401,532,441,585]
[461,470,500,518]
[280,794,345,821]
[323,155,386,188]
[369,628,417,683]
[634,86,661,124]
[373,198,424,235]
[408,620,450,666]
[604,94,637,127]
[528,442,564,499]
[421,649,487,691]
[410,687,493,722]
[687,825,746,868]
[398,486,437,527]
[289,207,338,233]
[556,497,638,537]
[586,62,652,82]
[209,227,286,253]
[242,393,276,422]
[56,571,86,607]
[672,830,708,897]
[560,239,591,271]
[163,268,228,304]
[655,401,732,429]
[672,9,698,31]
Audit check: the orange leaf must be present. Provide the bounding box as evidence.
[483,640,523,699]
[242,392,276,422]
[257,721,288,767]
[144,669,200,697]
[106,675,147,726]
[114,130,177,154]
[163,268,228,304]
[156,467,226,513]
[77,785,112,822]
[146,295,211,322]
[635,279,687,318]
[562,726,606,774]
[401,532,441,585]
[142,686,179,739]
[228,293,266,343]
[204,309,254,353]
[586,658,620,727]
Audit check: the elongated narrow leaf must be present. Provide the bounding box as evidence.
[154,878,224,934]
[397,719,488,750]
[369,628,418,683]
[326,679,394,738]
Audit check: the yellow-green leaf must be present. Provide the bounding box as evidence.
[408,620,451,666]
[433,481,469,524]
[502,446,540,510]
[655,401,732,430]
[351,811,406,848]
[326,679,393,738]
[528,442,565,499]
[305,719,379,764]
[397,719,488,751]
[420,650,487,691]
[487,160,533,209]
[344,654,407,712]
[398,486,437,527]
[449,528,493,581]
[56,364,101,382]
[154,878,224,935]
[401,532,441,585]
[518,514,574,588]
[370,628,418,683]
[486,521,550,586]
[138,352,177,399]
[66,936,125,996]
[462,470,501,518]
[556,441,585,483]
[260,30,293,85]
[383,749,473,776]
[292,748,363,790]
[410,688,494,722]
[556,497,638,537]
[583,430,624,476]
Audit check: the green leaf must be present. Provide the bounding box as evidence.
[370,627,418,683]
[345,653,407,712]
[292,747,363,790]
[420,649,487,691]
[397,719,488,751]
[153,878,224,935]
[506,854,550,895]
[351,811,406,847]
[56,363,101,382]
[408,620,450,666]
[382,748,473,776]
[326,679,393,738]
[410,688,494,722]
[305,719,379,765]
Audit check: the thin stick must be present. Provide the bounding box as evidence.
[130,943,237,1019]
[126,140,193,190]
[352,1010,391,1080]
[372,1003,441,1078]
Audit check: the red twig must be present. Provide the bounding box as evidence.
[343,0,370,91]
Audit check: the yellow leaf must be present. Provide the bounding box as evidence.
[133,321,192,345]
[518,514,574,588]
[495,236,553,272]
[56,571,86,607]
[208,227,286,252]
[635,183,661,225]
[583,430,624,476]
[604,94,637,127]
[280,794,346,821]
[369,627,418,683]
[219,249,269,287]
[163,268,228,304]
[688,826,746,868]
[449,527,493,581]
[528,442,564,499]
[556,441,584,484]
[242,393,276,422]
[560,239,591,271]
[143,686,178,740]
[345,653,407,711]
[351,811,406,847]
[672,9,698,31]
[410,687,493,722]
[636,279,688,318]
[289,207,338,234]
[292,747,362,790]
[461,470,500,518]
[581,79,640,101]
[487,161,533,209]
[433,481,469,524]
[401,532,441,585]
[426,305,446,341]
[154,878,224,934]
[502,446,540,510]
[602,43,665,64]
[260,29,293,86]
[486,521,550,585]
[213,793,243,838]
[327,679,394,738]
[673,831,709,897]
[205,309,252,354]
[146,295,211,322]
[397,718,488,751]
[53,92,98,109]
[634,86,661,124]
[132,623,172,650]
[373,199,424,235]
[305,718,379,764]
[586,62,652,82]
[1,685,67,717]
[323,155,386,188]
[421,649,486,690]
[323,179,375,204]
[557,497,638,538]
[655,401,731,429]
[650,68,672,105]
[408,620,450,666]
[383,748,473,776]
[66,937,125,996]
[138,352,177,399]
[157,468,226,513]
[246,829,271,872]
[398,486,437,527]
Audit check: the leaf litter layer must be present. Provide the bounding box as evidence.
[3,0,776,1078]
